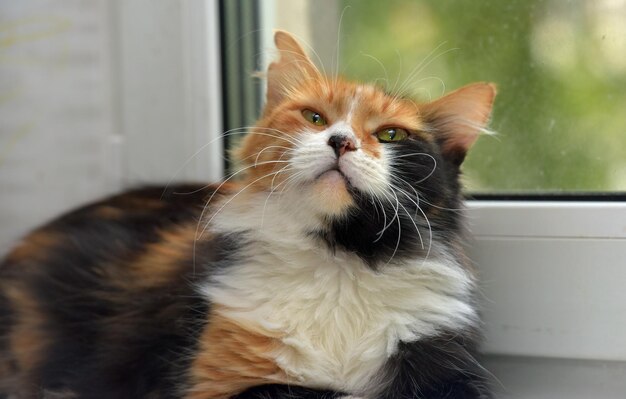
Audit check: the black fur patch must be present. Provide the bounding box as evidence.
[0,290,15,384]
[379,330,492,399]
[322,138,464,267]
[234,384,343,399]
[0,291,11,347]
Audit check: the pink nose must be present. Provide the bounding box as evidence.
[328,135,357,157]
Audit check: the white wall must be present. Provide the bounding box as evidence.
[0,0,223,254]
[0,0,118,253]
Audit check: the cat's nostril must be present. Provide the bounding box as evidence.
[328,135,357,157]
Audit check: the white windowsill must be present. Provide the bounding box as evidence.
[466,201,626,363]
[482,355,626,399]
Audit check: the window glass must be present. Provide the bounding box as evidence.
[268,0,626,194]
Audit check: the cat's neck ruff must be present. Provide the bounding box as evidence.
[201,192,477,393]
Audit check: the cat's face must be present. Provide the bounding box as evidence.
[236,31,495,264]
[241,78,427,212]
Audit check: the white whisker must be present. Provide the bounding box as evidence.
[383,191,403,266]
[253,146,293,166]
[395,43,458,97]
[260,165,298,227]
[373,189,400,242]
[360,52,390,88]
[199,169,293,240]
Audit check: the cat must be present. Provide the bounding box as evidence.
[0,30,496,399]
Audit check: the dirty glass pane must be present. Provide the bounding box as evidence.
[271,0,626,194]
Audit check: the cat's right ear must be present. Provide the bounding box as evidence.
[420,82,497,166]
[265,30,320,110]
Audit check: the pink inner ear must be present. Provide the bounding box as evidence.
[421,82,496,163]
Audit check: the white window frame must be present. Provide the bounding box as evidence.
[467,201,626,361]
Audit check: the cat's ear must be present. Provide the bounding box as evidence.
[266,30,320,110]
[421,82,496,166]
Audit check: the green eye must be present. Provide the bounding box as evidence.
[302,109,327,126]
[375,127,409,142]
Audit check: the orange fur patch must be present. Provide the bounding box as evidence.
[91,205,125,219]
[4,230,59,265]
[124,225,199,289]
[185,307,286,399]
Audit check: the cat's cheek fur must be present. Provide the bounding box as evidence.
[289,127,343,180]
[338,148,390,198]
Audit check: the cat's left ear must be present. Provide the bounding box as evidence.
[421,82,497,166]
[265,30,320,111]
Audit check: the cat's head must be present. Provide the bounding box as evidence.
[235,31,495,264]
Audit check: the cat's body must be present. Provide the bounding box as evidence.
[0,31,495,398]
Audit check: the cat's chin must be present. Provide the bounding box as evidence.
[317,169,346,186]
[310,169,355,217]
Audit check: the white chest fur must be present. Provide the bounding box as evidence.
[200,232,477,394]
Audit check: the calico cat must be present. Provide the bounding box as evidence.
[0,31,496,399]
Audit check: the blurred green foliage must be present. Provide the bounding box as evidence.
[339,0,626,193]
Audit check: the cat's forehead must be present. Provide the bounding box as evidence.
[295,79,425,130]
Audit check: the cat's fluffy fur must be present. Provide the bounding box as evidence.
[0,31,496,399]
